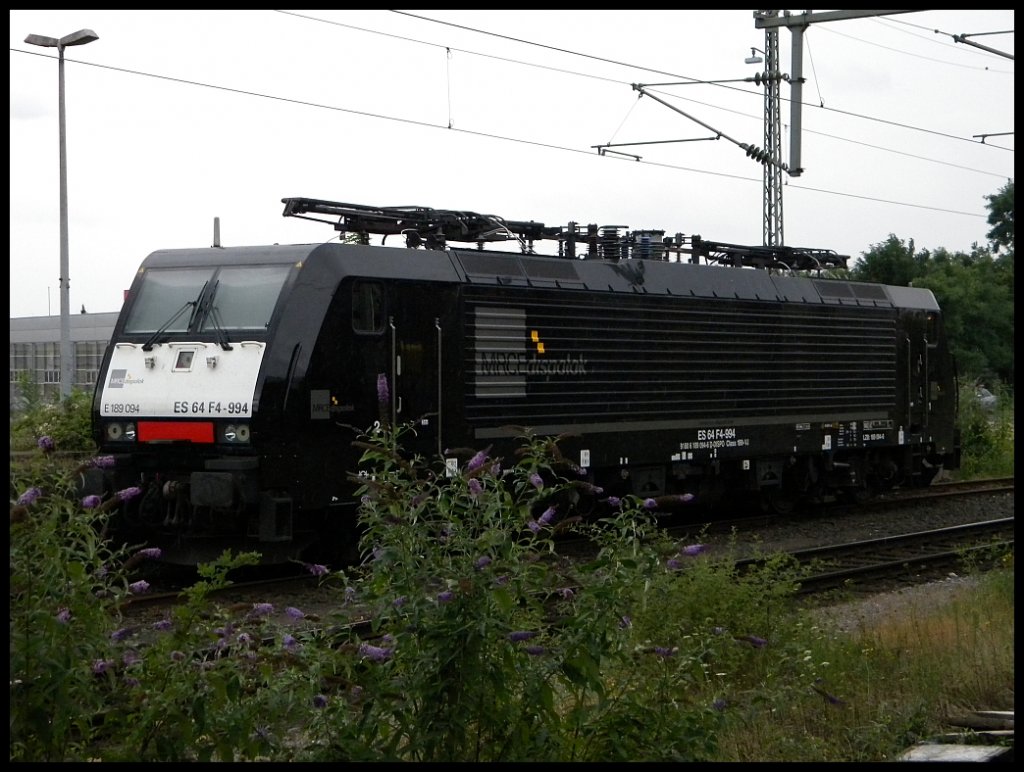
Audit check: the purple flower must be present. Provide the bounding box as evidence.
[558,587,574,600]
[538,506,556,526]
[493,574,510,587]
[474,556,492,570]
[643,498,657,510]
[305,562,329,577]
[525,645,546,656]
[285,606,305,620]
[250,602,274,617]
[529,473,544,490]
[17,487,42,506]
[92,659,113,674]
[666,558,682,570]
[81,494,102,509]
[652,646,677,657]
[312,694,328,709]
[466,447,490,472]
[237,632,253,646]
[358,643,393,662]
[490,461,502,476]
[376,373,390,406]
[526,519,541,534]
[392,596,407,608]
[619,615,632,629]
[56,607,72,624]
[170,650,186,662]
[679,493,696,503]
[152,618,172,632]
[37,436,55,453]
[282,634,301,652]
[712,698,728,712]
[135,547,162,560]
[735,634,768,648]
[111,627,134,642]
[116,486,142,502]
[508,630,538,643]
[122,650,142,667]
[468,478,484,497]
[89,455,116,469]
[606,496,621,508]
[128,580,150,594]
[437,590,454,604]
[680,544,705,557]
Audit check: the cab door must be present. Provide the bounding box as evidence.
[389,283,444,458]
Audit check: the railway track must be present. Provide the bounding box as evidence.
[739,517,1014,597]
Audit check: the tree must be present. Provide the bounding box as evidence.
[984,180,1014,257]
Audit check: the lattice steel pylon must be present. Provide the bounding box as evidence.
[761,14,784,248]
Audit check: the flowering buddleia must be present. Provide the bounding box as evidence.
[282,634,301,652]
[116,487,142,502]
[538,506,556,526]
[305,562,329,577]
[466,447,491,472]
[734,634,768,648]
[681,543,705,557]
[525,645,546,656]
[17,487,42,506]
[135,547,162,560]
[81,494,102,509]
[92,659,113,674]
[529,473,544,490]
[285,606,305,620]
[152,618,172,632]
[526,520,541,534]
[376,373,390,406]
[643,498,657,510]
[128,580,150,594]
[468,478,484,497]
[250,603,274,617]
[312,694,328,709]
[37,435,55,453]
[56,608,72,624]
[474,556,492,570]
[358,643,393,662]
[437,590,454,604]
[111,627,134,642]
[89,455,116,469]
[507,630,538,643]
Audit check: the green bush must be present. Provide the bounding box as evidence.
[10,374,95,453]
[956,377,1014,478]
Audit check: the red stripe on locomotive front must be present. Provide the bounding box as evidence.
[137,421,215,443]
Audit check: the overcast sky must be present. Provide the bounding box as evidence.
[9,9,1015,318]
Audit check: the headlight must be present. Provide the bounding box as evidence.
[222,423,251,444]
[105,422,136,442]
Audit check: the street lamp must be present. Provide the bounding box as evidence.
[744,47,765,65]
[24,28,99,399]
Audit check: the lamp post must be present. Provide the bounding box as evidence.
[25,28,98,400]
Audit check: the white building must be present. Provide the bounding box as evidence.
[10,311,118,408]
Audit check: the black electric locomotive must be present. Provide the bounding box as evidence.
[91,197,960,564]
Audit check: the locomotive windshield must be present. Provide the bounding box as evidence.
[124,264,291,334]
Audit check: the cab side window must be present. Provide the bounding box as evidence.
[352,281,384,334]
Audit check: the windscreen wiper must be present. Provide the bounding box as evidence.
[206,305,234,351]
[141,281,208,351]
